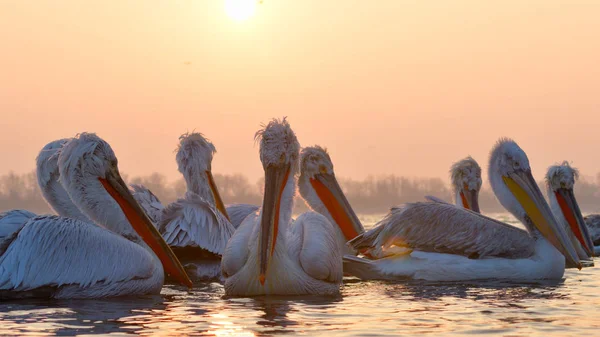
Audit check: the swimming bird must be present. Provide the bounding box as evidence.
[35,139,91,222]
[133,132,236,282]
[298,146,364,254]
[544,162,594,262]
[426,156,482,212]
[344,138,581,282]
[0,133,191,299]
[221,118,342,296]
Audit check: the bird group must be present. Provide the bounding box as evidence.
[0,117,596,299]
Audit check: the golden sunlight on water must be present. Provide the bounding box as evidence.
[0,214,598,336]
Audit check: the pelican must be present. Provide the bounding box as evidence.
[0,133,191,299]
[344,138,581,282]
[35,139,91,221]
[297,146,365,254]
[221,118,343,296]
[545,162,595,260]
[133,132,235,282]
[426,156,482,212]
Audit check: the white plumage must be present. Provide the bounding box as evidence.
[0,133,191,299]
[35,139,91,222]
[425,156,482,212]
[131,132,236,282]
[222,118,342,296]
[344,138,582,282]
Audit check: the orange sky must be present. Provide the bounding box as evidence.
[1,1,599,184]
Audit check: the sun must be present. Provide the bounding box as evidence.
[224,0,257,22]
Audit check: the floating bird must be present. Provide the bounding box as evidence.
[344,138,581,282]
[426,156,482,212]
[585,215,600,256]
[221,118,343,296]
[298,146,364,254]
[225,146,366,256]
[133,132,235,282]
[35,139,91,222]
[0,133,191,299]
[544,162,595,260]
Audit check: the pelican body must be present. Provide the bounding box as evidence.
[221,118,343,296]
[132,132,235,282]
[344,139,582,282]
[0,133,191,299]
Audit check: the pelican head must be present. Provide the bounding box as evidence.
[488,138,581,268]
[255,118,300,285]
[176,132,229,220]
[58,133,192,287]
[298,146,364,243]
[546,162,594,257]
[450,156,482,212]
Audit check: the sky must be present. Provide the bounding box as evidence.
[1,1,599,184]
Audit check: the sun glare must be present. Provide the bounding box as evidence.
[224,0,256,22]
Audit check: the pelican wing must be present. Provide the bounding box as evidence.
[288,212,343,283]
[131,184,164,225]
[350,202,535,259]
[226,204,259,229]
[0,210,36,255]
[584,214,600,245]
[160,192,235,255]
[0,216,155,293]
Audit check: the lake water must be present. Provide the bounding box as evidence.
[1,214,599,336]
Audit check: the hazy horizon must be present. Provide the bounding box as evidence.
[2,1,600,183]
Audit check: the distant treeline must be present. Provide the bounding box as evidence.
[2,171,600,215]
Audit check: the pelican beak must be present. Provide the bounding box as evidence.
[555,188,595,257]
[258,164,290,285]
[206,170,231,221]
[503,170,581,269]
[99,166,193,288]
[310,173,365,241]
[460,183,480,213]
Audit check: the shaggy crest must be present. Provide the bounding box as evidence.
[36,138,71,188]
[449,156,482,192]
[488,138,530,178]
[176,132,216,174]
[546,161,579,191]
[300,146,334,178]
[58,133,117,183]
[255,117,300,172]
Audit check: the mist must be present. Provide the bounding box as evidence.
[2,171,600,216]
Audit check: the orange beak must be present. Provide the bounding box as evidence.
[206,170,231,221]
[99,168,193,288]
[310,173,364,241]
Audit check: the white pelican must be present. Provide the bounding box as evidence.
[133,132,235,282]
[426,156,482,212]
[0,133,191,299]
[544,162,595,260]
[344,138,581,282]
[35,139,91,222]
[221,118,343,296]
[298,146,365,254]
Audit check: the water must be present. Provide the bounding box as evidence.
[1,214,599,336]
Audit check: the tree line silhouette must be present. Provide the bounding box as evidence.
[2,171,600,215]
